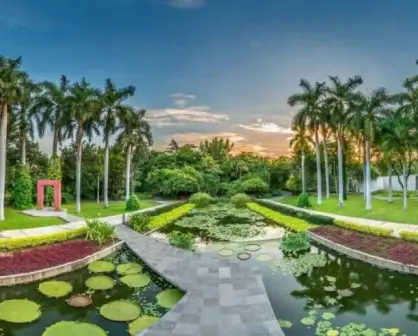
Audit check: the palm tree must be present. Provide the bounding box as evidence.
[64,78,101,213]
[118,108,153,200]
[0,56,25,221]
[289,123,313,193]
[319,105,332,198]
[100,79,135,208]
[324,75,363,207]
[288,79,325,205]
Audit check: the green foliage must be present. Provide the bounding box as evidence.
[296,192,311,208]
[100,300,141,321]
[46,156,62,206]
[280,232,311,253]
[12,164,33,210]
[276,252,327,276]
[85,219,116,245]
[116,262,143,275]
[38,280,73,298]
[189,192,213,208]
[120,274,151,288]
[129,213,151,233]
[147,203,195,230]
[128,316,160,335]
[85,275,115,290]
[285,174,301,194]
[230,193,250,208]
[333,219,393,237]
[156,289,184,309]
[0,299,41,323]
[88,260,115,273]
[42,321,107,336]
[125,194,141,211]
[238,177,269,196]
[399,230,418,243]
[168,231,195,250]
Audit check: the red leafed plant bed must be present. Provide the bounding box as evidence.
[311,226,418,266]
[0,239,100,276]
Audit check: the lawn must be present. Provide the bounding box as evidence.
[65,200,158,219]
[0,208,65,231]
[279,195,418,225]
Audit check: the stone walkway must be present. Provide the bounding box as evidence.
[261,199,418,236]
[118,225,284,336]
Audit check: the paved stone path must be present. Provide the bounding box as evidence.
[118,225,284,336]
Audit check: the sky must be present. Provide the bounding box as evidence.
[2,0,418,156]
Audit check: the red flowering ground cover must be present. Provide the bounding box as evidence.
[0,239,100,275]
[310,226,418,266]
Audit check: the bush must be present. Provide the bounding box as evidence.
[148,204,195,231]
[136,192,153,200]
[247,202,316,232]
[168,231,195,250]
[85,219,116,245]
[230,193,251,208]
[285,175,301,194]
[399,230,418,243]
[333,219,393,237]
[280,232,311,254]
[296,192,311,208]
[189,193,213,208]
[125,195,141,211]
[0,227,87,251]
[129,213,151,233]
[12,164,33,210]
[238,177,269,196]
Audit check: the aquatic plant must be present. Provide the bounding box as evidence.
[128,316,160,335]
[279,232,311,254]
[116,262,143,275]
[85,275,115,290]
[38,280,73,298]
[278,319,293,328]
[322,312,336,320]
[100,300,141,322]
[121,274,151,288]
[88,260,115,273]
[156,289,184,309]
[0,299,41,323]
[42,321,107,336]
[276,253,327,276]
[66,295,92,308]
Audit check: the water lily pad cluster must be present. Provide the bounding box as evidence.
[315,321,404,336]
[279,232,311,254]
[88,260,116,273]
[85,275,115,290]
[276,253,327,276]
[38,280,73,298]
[156,289,184,309]
[100,300,142,321]
[0,299,41,323]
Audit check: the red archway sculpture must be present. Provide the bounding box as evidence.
[37,180,61,211]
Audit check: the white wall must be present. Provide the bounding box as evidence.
[360,175,417,192]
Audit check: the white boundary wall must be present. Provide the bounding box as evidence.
[360,175,417,192]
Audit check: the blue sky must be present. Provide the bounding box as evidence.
[2,0,418,155]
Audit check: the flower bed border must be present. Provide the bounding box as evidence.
[0,241,123,286]
[307,231,418,275]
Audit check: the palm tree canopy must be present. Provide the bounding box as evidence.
[289,123,313,153]
[0,56,26,106]
[117,108,153,151]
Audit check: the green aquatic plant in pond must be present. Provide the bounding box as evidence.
[85,275,115,290]
[42,321,107,336]
[337,289,354,297]
[88,260,115,273]
[279,232,311,254]
[128,316,160,335]
[156,289,184,309]
[116,262,143,275]
[278,319,293,328]
[314,321,405,336]
[276,253,327,276]
[301,317,315,325]
[38,280,73,298]
[0,299,41,323]
[100,300,141,321]
[322,312,336,320]
[121,274,151,288]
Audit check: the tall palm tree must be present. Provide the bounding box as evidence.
[100,78,135,208]
[0,56,25,221]
[324,75,363,207]
[288,79,325,205]
[64,78,101,213]
[289,123,313,193]
[319,105,332,198]
[118,108,153,200]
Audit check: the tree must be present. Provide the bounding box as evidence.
[0,56,25,221]
[199,137,234,161]
[288,79,325,205]
[324,75,363,207]
[319,105,332,198]
[167,139,179,152]
[100,78,135,208]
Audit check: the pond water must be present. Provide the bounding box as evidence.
[0,247,183,336]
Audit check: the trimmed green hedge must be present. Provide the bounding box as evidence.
[147,204,195,231]
[333,219,393,237]
[247,202,317,232]
[398,230,418,243]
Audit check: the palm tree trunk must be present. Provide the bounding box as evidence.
[52,128,59,157]
[314,127,322,205]
[75,131,83,213]
[301,151,306,193]
[125,145,131,200]
[337,129,344,207]
[20,135,26,165]
[362,140,366,200]
[365,139,372,210]
[103,143,109,208]
[403,162,408,211]
[97,175,100,203]
[323,136,330,198]
[388,162,393,203]
[0,104,8,221]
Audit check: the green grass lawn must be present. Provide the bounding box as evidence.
[65,200,158,219]
[0,208,65,231]
[279,195,418,225]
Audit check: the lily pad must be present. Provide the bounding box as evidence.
[217,249,234,257]
[67,295,92,308]
[121,274,151,288]
[100,300,141,322]
[325,276,337,283]
[243,243,261,252]
[88,260,115,273]
[42,321,107,336]
[128,316,160,335]
[116,263,143,275]
[237,252,251,260]
[337,289,353,297]
[327,330,339,336]
[0,299,41,323]
[322,312,336,320]
[324,286,336,292]
[278,319,293,328]
[301,317,316,325]
[156,289,184,309]
[350,282,361,289]
[39,280,73,298]
[85,275,115,290]
[256,254,274,262]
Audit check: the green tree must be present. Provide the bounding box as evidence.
[199,137,234,161]
[167,139,179,152]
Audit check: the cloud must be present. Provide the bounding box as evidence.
[239,120,294,134]
[170,93,196,108]
[168,0,205,9]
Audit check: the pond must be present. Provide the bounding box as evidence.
[0,247,184,336]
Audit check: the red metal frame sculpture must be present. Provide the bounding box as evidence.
[37,180,61,211]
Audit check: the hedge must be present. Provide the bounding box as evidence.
[333,219,393,237]
[147,203,195,231]
[398,230,418,243]
[247,202,317,232]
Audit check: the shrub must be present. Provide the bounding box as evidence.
[280,232,311,254]
[189,193,213,208]
[398,230,418,243]
[333,219,393,237]
[85,219,116,245]
[125,195,141,211]
[296,192,311,208]
[168,231,195,250]
[129,213,151,233]
[148,204,195,231]
[230,193,251,208]
[285,175,301,194]
[238,177,269,196]
[12,164,33,210]
[246,202,316,232]
[135,192,153,200]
